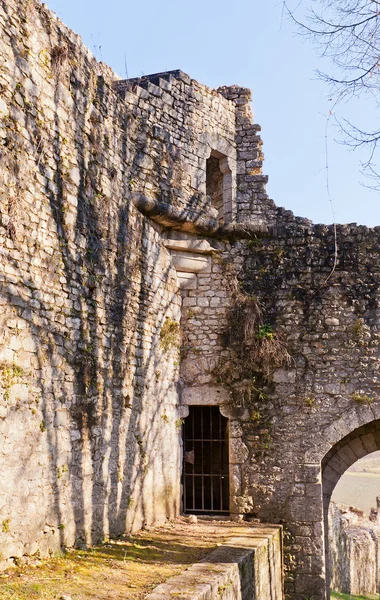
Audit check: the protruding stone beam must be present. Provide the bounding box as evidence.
[131,192,219,234]
[163,237,215,254]
[131,192,271,239]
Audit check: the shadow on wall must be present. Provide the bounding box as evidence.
[0,0,193,556]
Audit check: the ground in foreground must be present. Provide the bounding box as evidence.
[0,518,258,600]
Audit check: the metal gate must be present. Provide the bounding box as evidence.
[183,405,229,514]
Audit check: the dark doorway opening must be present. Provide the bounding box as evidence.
[183,405,229,514]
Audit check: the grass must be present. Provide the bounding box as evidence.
[0,533,204,599]
[0,518,257,600]
[331,592,379,600]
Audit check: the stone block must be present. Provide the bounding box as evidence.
[230,439,249,464]
[177,273,197,290]
[182,386,230,406]
[170,251,210,274]
[348,437,367,460]
[288,497,323,523]
[325,317,340,326]
[8,383,28,405]
[273,370,296,384]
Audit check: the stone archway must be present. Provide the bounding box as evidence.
[322,419,380,596]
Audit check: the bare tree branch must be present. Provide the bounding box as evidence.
[285,0,380,186]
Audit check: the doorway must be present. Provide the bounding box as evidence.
[183,405,229,514]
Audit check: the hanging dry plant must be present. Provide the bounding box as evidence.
[215,261,292,404]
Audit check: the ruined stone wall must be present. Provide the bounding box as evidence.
[3,1,380,598]
[0,0,242,564]
[0,0,185,562]
[329,502,380,596]
[228,223,380,599]
[177,211,380,600]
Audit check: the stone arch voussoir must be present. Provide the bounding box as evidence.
[322,414,380,596]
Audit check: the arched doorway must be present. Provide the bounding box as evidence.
[322,419,380,597]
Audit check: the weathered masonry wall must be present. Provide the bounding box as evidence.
[2,1,380,599]
[0,0,189,561]
[176,217,380,600]
[0,0,251,564]
[230,224,380,599]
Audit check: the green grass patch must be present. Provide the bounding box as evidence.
[331,591,378,600]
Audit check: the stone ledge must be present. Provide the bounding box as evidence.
[145,527,283,600]
[163,238,215,255]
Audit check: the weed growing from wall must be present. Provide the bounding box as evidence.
[0,362,25,401]
[1,519,10,533]
[229,272,291,376]
[215,262,292,406]
[160,318,180,353]
[352,393,373,405]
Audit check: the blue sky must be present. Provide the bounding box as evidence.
[45,0,380,227]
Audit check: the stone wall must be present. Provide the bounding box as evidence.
[329,502,380,596]
[226,223,380,599]
[0,0,260,566]
[146,526,283,600]
[0,0,192,561]
[2,0,380,598]
[177,213,380,599]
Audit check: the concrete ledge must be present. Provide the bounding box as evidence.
[145,526,283,600]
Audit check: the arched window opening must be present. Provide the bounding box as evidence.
[206,155,224,224]
[182,405,229,515]
[322,421,380,598]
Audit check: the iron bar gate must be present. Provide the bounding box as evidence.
[183,405,229,514]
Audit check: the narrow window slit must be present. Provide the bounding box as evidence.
[206,155,224,224]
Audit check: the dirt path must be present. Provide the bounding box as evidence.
[0,517,259,599]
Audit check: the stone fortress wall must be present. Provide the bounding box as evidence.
[2,1,380,599]
[0,0,257,562]
[0,0,190,557]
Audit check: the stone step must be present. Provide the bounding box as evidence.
[113,69,191,101]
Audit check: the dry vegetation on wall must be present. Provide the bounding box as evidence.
[216,259,292,406]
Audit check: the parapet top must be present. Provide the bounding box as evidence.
[113,69,253,105]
